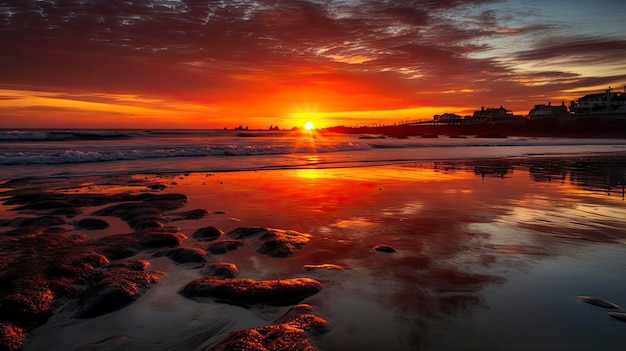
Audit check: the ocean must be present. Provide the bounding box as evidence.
[2,128,626,180]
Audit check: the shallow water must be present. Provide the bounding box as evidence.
[3,157,624,350]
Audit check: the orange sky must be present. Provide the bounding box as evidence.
[1,0,625,129]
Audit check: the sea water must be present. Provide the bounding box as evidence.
[2,128,626,179]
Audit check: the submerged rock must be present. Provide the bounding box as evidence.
[207,304,328,351]
[179,277,322,306]
[193,226,224,241]
[227,227,311,257]
[578,296,620,309]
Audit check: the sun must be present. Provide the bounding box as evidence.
[304,121,314,131]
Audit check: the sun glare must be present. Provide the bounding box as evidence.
[304,121,314,130]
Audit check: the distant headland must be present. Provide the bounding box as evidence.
[323,86,626,139]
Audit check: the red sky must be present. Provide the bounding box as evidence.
[1,0,625,129]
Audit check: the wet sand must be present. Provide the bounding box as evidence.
[1,156,626,351]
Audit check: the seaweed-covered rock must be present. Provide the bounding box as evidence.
[205,240,243,255]
[200,262,240,278]
[93,228,187,260]
[227,227,311,257]
[0,323,25,351]
[170,209,209,221]
[208,304,328,351]
[77,268,164,319]
[0,288,54,328]
[154,247,207,266]
[107,260,150,271]
[179,277,322,306]
[74,218,110,230]
[193,226,224,241]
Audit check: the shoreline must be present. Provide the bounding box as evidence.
[2,157,626,350]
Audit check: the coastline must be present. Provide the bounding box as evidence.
[2,156,626,350]
[323,116,626,139]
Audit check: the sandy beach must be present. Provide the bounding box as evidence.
[2,156,626,351]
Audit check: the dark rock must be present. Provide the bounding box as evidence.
[0,323,25,351]
[0,288,54,328]
[608,312,626,322]
[108,260,150,271]
[227,227,310,257]
[77,268,164,319]
[200,262,240,278]
[193,226,224,241]
[207,304,328,351]
[179,277,322,306]
[170,209,209,221]
[45,250,110,281]
[205,240,243,255]
[92,228,187,260]
[74,218,110,230]
[373,244,396,253]
[154,247,207,266]
[16,215,65,227]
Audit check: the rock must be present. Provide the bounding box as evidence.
[373,244,396,253]
[227,227,311,257]
[303,264,345,271]
[193,226,224,241]
[179,277,322,306]
[205,240,243,255]
[200,262,240,278]
[170,209,209,221]
[93,228,187,260]
[0,288,54,328]
[578,296,620,309]
[207,304,328,351]
[77,268,164,319]
[108,260,150,271]
[154,247,207,266]
[16,215,66,227]
[0,323,25,351]
[75,218,110,230]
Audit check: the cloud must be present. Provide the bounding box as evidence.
[0,0,624,125]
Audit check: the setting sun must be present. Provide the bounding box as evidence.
[304,121,314,130]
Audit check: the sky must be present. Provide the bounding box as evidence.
[1,0,625,129]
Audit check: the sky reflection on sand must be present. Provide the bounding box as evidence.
[6,157,626,351]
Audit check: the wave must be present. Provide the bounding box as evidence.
[0,142,372,165]
[0,130,135,141]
